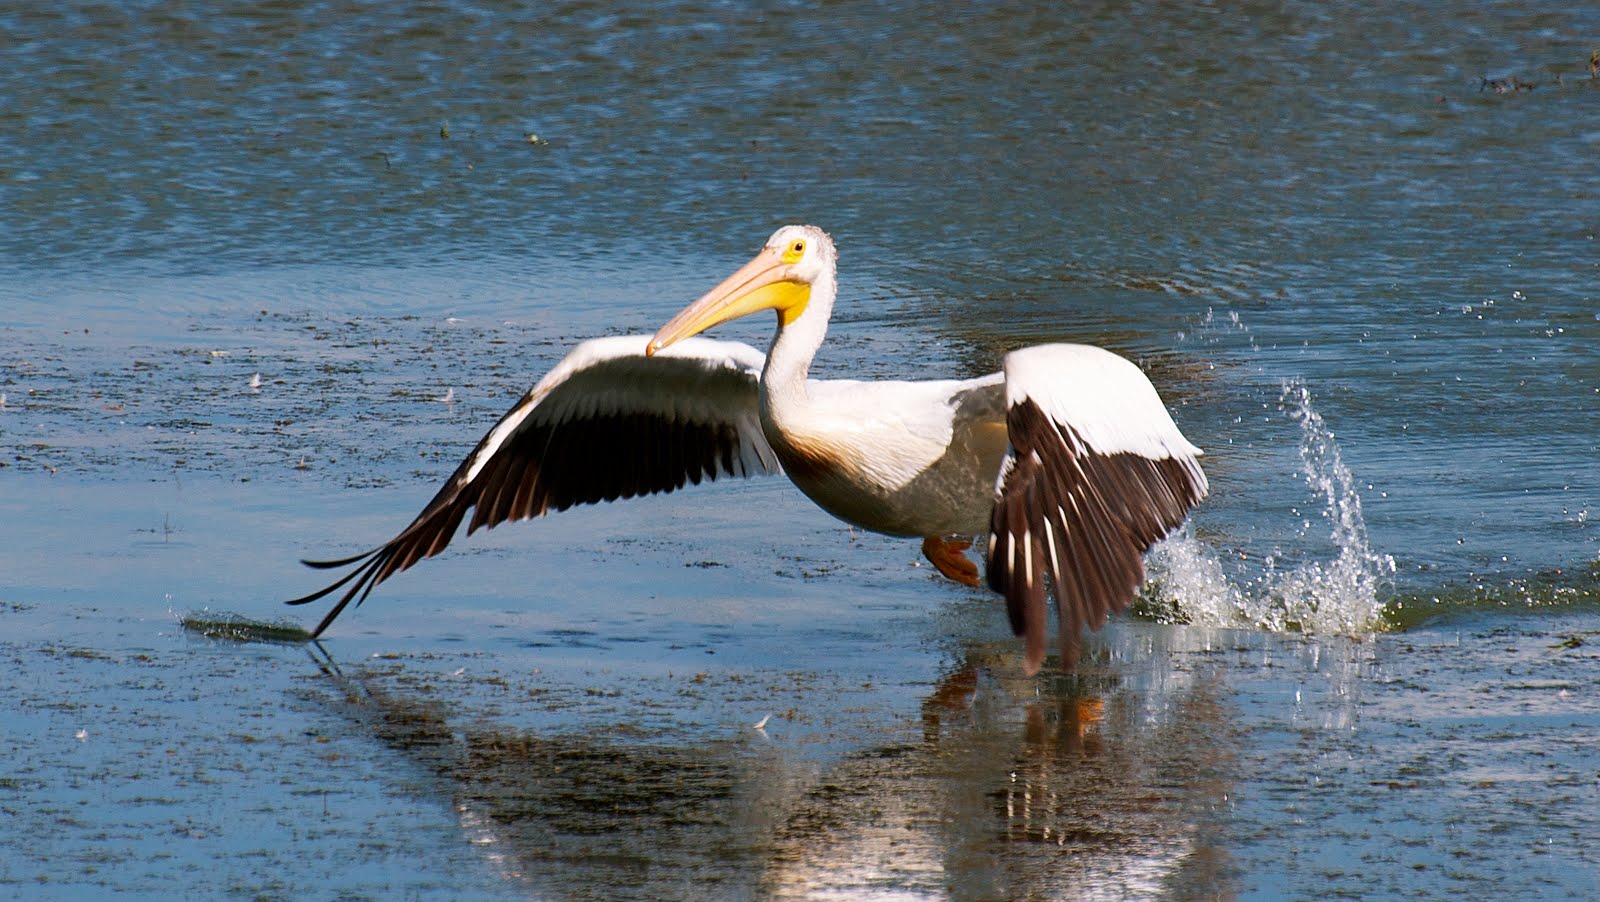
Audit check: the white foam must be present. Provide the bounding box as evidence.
[1146,377,1395,635]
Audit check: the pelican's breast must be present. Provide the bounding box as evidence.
[764,376,1006,537]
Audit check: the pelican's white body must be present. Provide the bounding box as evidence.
[762,373,1007,536]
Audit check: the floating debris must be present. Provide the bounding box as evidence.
[1479,51,1600,95]
[1552,630,1600,652]
[1480,76,1537,94]
[180,612,315,644]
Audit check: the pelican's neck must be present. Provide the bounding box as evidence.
[759,260,836,417]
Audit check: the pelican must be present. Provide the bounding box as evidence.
[289,226,1207,674]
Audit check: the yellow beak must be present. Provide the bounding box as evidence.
[646,245,811,356]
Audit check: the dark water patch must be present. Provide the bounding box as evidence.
[1,305,567,488]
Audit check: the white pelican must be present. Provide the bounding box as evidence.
[290,225,1207,674]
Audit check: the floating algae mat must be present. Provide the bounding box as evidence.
[181,612,316,644]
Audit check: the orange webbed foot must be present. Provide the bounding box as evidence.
[921,535,982,587]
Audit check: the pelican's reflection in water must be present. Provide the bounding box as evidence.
[309,629,1239,900]
[765,641,1238,900]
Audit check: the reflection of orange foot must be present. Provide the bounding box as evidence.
[1072,697,1105,738]
[925,663,979,714]
[921,535,981,587]
[922,662,979,742]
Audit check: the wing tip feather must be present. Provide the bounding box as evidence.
[989,394,1207,675]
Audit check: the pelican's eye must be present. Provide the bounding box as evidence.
[782,238,806,264]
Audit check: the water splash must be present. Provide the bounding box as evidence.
[1146,378,1395,635]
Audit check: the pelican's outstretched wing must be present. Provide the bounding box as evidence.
[986,344,1207,674]
[288,335,779,637]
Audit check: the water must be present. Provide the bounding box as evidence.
[3,1,1599,898]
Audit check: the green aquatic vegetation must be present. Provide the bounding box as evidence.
[179,613,313,645]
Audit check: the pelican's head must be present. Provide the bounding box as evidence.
[647,225,834,356]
